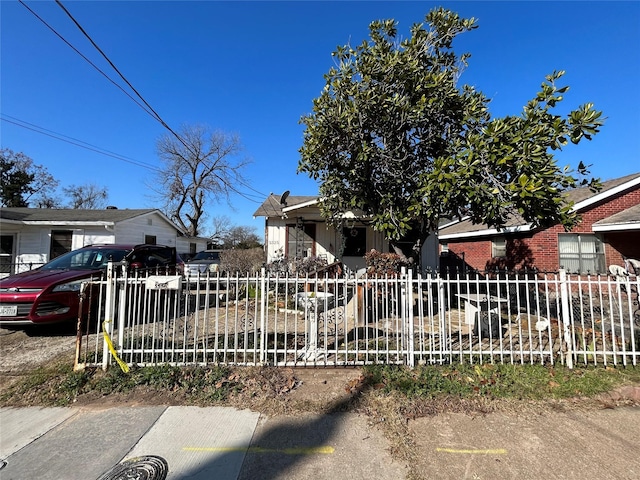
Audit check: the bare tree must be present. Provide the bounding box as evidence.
[152,124,250,236]
[63,183,108,209]
[209,214,232,246]
[221,225,262,249]
[208,215,262,249]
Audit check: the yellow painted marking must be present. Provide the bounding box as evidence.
[183,446,335,455]
[436,448,507,455]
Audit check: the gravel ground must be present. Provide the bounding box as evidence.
[0,324,78,377]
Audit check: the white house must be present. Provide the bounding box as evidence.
[253,193,439,275]
[0,208,208,276]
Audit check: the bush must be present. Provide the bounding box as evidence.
[219,248,265,274]
[364,249,410,276]
[265,250,332,276]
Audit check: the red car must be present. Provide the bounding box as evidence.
[0,244,181,327]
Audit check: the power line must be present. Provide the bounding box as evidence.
[13,2,267,203]
[16,0,160,125]
[53,0,195,155]
[2,114,267,202]
[1,114,163,172]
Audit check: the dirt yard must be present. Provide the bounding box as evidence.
[0,324,364,404]
[0,326,78,371]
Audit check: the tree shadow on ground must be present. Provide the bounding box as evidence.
[177,372,388,480]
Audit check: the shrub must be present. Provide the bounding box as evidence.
[364,249,410,276]
[219,248,265,274]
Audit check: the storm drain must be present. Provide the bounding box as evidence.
[97,455,168,480]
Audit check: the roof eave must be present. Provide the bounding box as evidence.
[592,223,640,232]
[439,224,533,241]
[571,176,640,212]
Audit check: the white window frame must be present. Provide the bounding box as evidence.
[492,237,507,258]
[558,233,605,274]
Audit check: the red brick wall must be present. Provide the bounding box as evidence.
[444,187,640,272]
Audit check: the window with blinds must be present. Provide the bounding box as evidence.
[558,234,605,274]
[492,237,507,258]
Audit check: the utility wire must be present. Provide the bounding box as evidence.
[53,0,195,155]
[17,0,159,124]
[2,114,266,203]
[15,2,266,203]
[1,114,163,172]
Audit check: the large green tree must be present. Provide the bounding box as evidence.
[298,8,603,263]
[0,148,59,207]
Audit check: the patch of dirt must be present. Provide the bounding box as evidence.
[0,325,78,392]
[0,325,366,409]
[0,326,77,371]
[2,325,639,412]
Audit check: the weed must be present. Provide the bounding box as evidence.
[361,363,640,401]
[2,360,639,409]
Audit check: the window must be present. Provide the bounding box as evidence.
[0,235,14,276]
[144,235,157,245]
[492,237,507,258]
[287,223,315,259]
[50,230,72,260]
[558,234,605,274]
[342,227,366,256]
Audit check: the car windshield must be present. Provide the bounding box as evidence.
[191,251,220,261]
[41,247,131,271]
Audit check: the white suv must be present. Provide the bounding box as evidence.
[184,250,222,276]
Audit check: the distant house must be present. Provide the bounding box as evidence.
[253,193,439,274]
[0,208,208,277]
[438,173,640,274]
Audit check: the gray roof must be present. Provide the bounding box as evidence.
[0,208,158,223]
[253,194,318,218]
[439,172,640,237]
[593,203,640,228]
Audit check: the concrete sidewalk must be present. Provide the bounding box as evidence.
[1,405,640,479]
[0,406,407,480]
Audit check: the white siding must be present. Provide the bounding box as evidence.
[114,212,179,246]
[82,229,116,246]
[265,215,439,275]
[176,237,208,255]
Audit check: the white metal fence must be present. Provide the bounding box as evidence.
[74,263,640,370]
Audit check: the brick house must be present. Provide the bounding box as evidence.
[438,173,640,274]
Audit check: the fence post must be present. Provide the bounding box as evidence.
[259,268,267,364]
[102,261,117,370]
[559,269,574,369]
[405,269,415,367]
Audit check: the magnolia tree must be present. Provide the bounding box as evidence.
[298,7,603,263]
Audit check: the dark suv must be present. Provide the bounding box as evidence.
[0,244,181,326]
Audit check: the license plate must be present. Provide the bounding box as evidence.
[0,305,18,316]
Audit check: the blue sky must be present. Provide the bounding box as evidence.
[2,1,639,237]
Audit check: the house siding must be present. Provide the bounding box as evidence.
[444,187,640,272]
[0,209,207,274]
[113,213,180,247]
[1,226,114,267]
[263,215,390,272]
